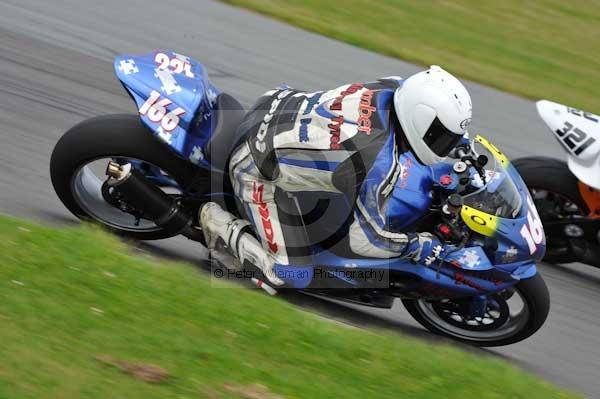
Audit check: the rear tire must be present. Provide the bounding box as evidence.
[513,156,588,213]
[402,274,550,347]
[513,156,589,262]
[50,114,199,240]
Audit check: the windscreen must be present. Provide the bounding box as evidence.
[461,141,522,219]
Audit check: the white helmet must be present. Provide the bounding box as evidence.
[393,65,472,165]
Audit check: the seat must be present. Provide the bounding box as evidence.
[205,93,246,172]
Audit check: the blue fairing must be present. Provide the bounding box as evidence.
[268,237,536,294]
[114,51,220,169]
[273,158,539,294]
[304,248,526,296]
[491,163,547,268]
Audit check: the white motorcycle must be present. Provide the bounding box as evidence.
[514,100,600,267]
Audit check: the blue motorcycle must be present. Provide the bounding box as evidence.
[50,51,549,346]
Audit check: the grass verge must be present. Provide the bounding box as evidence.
[0,215,579,398]
[222,0,600,113]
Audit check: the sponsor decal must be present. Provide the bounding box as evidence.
[255,90,292,153]
[357,89,375,135]
[451,262,503,287]
[299,118,311,143]
[501,246,518,263]
[189,146,205,164]
[399,157,413,189]
[304,93,321,115]
[330,83,363,111]
[458,250,481,268]
[154,67,182,95]
[252,182,278,253]
[206,88,218,106]
[328,115,344,150]
[453,272,485,291]
[298,93,321,143]
[118,59,139,75]
[327,84,376,148]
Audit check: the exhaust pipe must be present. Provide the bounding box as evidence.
[106,161,191,235]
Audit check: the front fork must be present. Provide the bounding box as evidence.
[469,294,489,318]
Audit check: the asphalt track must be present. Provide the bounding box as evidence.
[0,0,599,396]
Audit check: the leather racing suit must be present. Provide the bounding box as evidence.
[228,77,441,282]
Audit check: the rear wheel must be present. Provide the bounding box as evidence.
[402,274,550,346]
[513,156,589,262]
[50,114,200,240]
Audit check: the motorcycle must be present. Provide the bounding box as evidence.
[50,51,549,346]
[514,101,600,267]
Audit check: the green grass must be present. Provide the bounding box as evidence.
[0,215,579,399]
[222,0,600,113]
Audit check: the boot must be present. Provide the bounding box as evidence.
[199,202,284,286]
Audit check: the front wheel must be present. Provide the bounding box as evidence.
[402,274,550,346]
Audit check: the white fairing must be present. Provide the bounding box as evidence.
[536,100,600,189]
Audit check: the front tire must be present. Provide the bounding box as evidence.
[50,114,199,240]
[402,274,550,347]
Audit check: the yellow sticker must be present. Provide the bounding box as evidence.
[460,205,498,237]
[475,135,509,169]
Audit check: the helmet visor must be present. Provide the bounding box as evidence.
[423,117,463,157]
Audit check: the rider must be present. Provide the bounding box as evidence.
[201,65,473,287]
